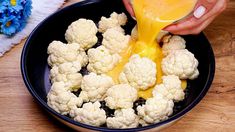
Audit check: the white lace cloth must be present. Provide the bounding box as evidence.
[0,0,65,57]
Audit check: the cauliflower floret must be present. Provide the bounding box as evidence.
[162,35,186,56]
[47,82,84,115]
[47,41,88,67]
[65,19,98,50]
[98,12,127,33]
[156,30,169,43]
[50,61,82,91]
[87,46,121,74]
[105,84,137,109]
[50,61,81,75]
[80,73,114,102]
[162,49,199,80]
[69,101,106,126]
[110,26,125,34]
[76,50,89,67]
[152,75,185,102]
[119,54,157,90]
[102,28,130,54]
[107,108,139,128]
[137,95,174,126]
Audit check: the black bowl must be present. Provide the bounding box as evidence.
[21,0,215,131]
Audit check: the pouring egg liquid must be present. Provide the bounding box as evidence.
[107,0,197,99]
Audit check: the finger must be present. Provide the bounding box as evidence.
[123,0,135,17]
[165,0,217,31]
[166,0,226,32]
[194,0,216,14]
[173,14,217,35]
[165,0,227,32]
[172,14,217,35]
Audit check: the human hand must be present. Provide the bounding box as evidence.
[123,0,228,35]
[164,0,228,35]
[123,0,134,17]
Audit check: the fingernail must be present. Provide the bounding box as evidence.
[193,6,206,18]
[128,0,136,20]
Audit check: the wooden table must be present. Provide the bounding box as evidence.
[0,0,234,131]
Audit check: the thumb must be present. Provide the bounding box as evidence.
[123,0,135,17]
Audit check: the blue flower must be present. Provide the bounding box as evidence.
[9,0,24,13]
[0,2,6,12]
[0,6,7,22]
[0,0,9,6]
[0,0,32,36]
[22,0,32,19]
[0,15,20,36]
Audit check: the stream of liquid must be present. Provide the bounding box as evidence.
[107,0,197,99]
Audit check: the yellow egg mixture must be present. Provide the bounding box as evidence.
[107,0,196,99]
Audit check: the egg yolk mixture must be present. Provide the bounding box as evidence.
[107,0,196,99]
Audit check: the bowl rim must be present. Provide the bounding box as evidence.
[21,0,215,131]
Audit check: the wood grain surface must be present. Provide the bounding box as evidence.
[0,0,234,131]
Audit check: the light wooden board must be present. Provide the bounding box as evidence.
[0,0,234,131]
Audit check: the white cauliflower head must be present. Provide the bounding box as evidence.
[98,12,127,33]
[105,84,137,109]
[69,101,106,127]
[110,26,125,34]
[119,54,157,90]
[102,27,130,54]
[47,82,83,115]
[87,46,121,74]
[153,75,185,102]
[81,73,114,102]
[162,35,186,56]
[51,61,81,75]
[50,62,82,91]
[156,30,169,43]
[137,95,174,126]
[76,49,88,67]
[107,108,139,128]
[47,41,88,67]
[65,19,98,50]
[162,49,199,80]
